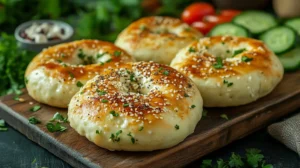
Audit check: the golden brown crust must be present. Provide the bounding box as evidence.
[72,62,195,125]
[171,36,278,80]
[25,40,134,83]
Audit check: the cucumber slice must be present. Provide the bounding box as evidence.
[285,18,300,35]
[278,47,300,71]
[209,23,249,37]
[259,26,296,54]
[233,11,277,35]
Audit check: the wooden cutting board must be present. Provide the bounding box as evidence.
[0,71,300,168]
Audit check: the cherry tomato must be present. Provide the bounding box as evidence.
[220,9,241,18]
[192,21,215,35]
[203,15,232,24]
[181,3,215,25]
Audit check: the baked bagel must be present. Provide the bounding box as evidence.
[115,16,203,65]
[68,62,203,151]
[170,36,284,107]
[25,40,135,108]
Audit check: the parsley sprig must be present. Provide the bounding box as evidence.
[200,148,273,168]
[213,57,223,69]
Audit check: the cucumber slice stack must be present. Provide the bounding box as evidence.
[278,47,300,71]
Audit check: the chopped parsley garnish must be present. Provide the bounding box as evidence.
[30,105,41,112]
[77,49,85,59]
[97,52,106,58]
[110,130,122,142]
[202,109,208,117]
[139,126,144,131]
[62,63,67,67]
[158,67,163,71]
[163,70,169,76]
[221,41,225,45]
[60,53,66,58]
[127,132,136,144]
[175,124,180,130]
[25,77,29,84]
[76,81,84,87]
[0,119,5,127]
[101,99,108,103]
[220,114,229,120]
[213,57,223,69]
[106,58,112,63]
[232,48,246,57]
[96,89,107,96]
[50,112,68,123]
[223,80,233,87]
[0,119,7,131]
[184,93,189,97]
[188,47,196,53]
[68,71,74,78]
[28,116,41,124]
[201,148,273,168]
[123,103,129,107]
[114,51,121,57]
[140,25,147,31]
[190,105,196,109]
[226,50,230,53]
[46,122,67,132]
[130,73,136,82]
[110,110,119,117]
[96,130,101,134]
[56,59,62,63]
[205,46,209,49]
[241,56,253,62]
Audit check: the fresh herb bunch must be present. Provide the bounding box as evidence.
[0,33,36,95]
[200,148,273,168]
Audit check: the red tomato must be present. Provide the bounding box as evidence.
[192,21,215,35]
[220,9,241,18]
[203,15,232,24]
[181,3,215,25]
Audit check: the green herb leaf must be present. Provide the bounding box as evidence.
[190,105,196,109]
[127,132,136,144]
[0,127,8,131]
[216,159,227,168]
[184,93,189,97]
[68,71,74,78]
[50,112,68,123]
[223,80,233,87]
[188,47,196,53]
[130,73,136,82]
[241,56,253,62]
[96,89,107,96]
[220,114,229,120]
[232,48,246,57]
[46,122,67,132]
[110,110,119,117]
[163,70,169,76]
[76,81,84,87]
[139,126,144,131]
[114,51,121,57]
[28,116,41,124]
[30,105,41,112]
[229,153,244,168]
[96,130,101,134]
[123,103,129,107]
[101,99,108,103]
[175,124,179,130]
[246,148,264,168]
[262,164,273,168]
[213,57,223,69]
[78,49,85,59]
[0,119,5,127]
[200,159,212,168]
[97,52,107,58]
[110,130,122,142]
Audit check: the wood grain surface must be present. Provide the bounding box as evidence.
[0,71,300,168]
